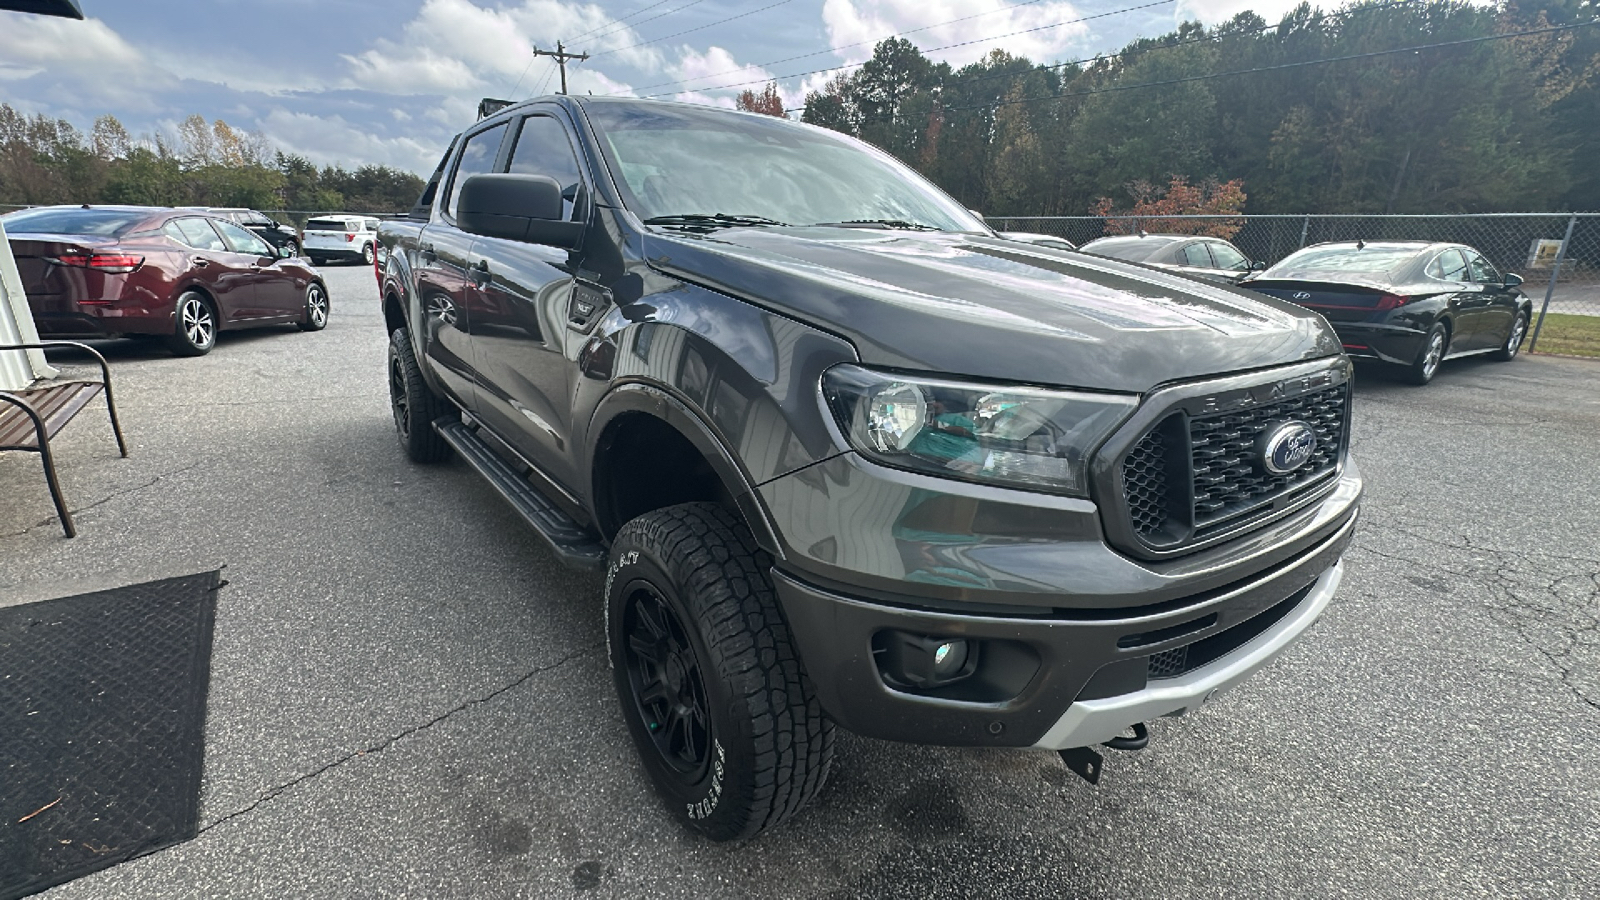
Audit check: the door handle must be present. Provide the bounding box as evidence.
[192,257,210,268]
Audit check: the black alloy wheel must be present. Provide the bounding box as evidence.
[621,583,713,782]
[297,282,329,332]
[387,328,451,463]
[1407,323,1448,385]
[606,502,834,841]
[1493,310,1529,362]
[166,290,217,357]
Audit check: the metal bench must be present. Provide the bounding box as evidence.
[0,341,128,537]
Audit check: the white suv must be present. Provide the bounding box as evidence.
[302,215,381,266]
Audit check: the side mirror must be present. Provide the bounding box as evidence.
[1250,260,1268,271]
[458,173,584,249]
[1503,272,1524,288]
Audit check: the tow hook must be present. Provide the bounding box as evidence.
[1057,723,1151,785]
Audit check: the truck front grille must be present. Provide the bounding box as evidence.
[1120,382,1348,550]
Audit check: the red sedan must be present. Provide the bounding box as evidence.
[3,205,330,356]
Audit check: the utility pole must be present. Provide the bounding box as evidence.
[529,41,589,95]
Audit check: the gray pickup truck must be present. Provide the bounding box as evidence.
[377,96,1362,841]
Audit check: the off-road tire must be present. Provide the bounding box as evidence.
[166,290,217,357]
[1406,323,1448,385]
[606,502,834,841]
[1492,309,1529,362]
[387,328,451,463]
[297,281,329,332]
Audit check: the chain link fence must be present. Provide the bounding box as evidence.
[989,213,1600,356]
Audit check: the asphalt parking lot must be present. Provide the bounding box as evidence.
[3,263,1597,899]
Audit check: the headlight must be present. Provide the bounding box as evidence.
[821,364,1137,497]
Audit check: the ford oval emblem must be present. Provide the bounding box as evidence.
[1292,291,1312,301]
[1259,421,1318,475]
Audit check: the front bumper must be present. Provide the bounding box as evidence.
[1033,560,1341,749]
[770,503,1356,748]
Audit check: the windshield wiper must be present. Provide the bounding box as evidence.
[812,219,942,231]
[644,213,789,230]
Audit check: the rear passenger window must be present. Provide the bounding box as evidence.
[163,221,190,245]
[445,122,508,222]
[175,217,227,252]
[1180,243,1213,267]
[508,115,584,220]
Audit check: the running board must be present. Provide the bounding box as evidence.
[434,419,607,570]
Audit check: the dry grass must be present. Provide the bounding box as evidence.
[1530,313,1600,358]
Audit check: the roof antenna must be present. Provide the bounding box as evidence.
[1138,228,1147,238]
[1356,239,1365,249]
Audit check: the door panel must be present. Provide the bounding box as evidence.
[469,237,582,490]
[213,219,297,318]
[1464,251,1513,349]
[172,217,252,322]
[414,224,480,409]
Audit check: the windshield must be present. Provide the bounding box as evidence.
[1264,245,1423,279]
[1,207,151,236]
[583,101,985,232]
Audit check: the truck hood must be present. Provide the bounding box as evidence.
[643,227,1341,394]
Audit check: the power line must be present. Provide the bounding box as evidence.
[842,19,1600,125]
[589,0,798,61]
[619,0,1055,94]
[566,0,679,44]
[582,0,712,48]
[507,0,705,97]
[638,0,1177,99]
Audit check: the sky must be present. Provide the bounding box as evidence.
[0,0,1311,175]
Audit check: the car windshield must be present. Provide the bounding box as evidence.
[1265,245,1422,279]
[583,101,984,233]
[305,218,352,232]
[1080,237,1176,262]
[1,207,149,236]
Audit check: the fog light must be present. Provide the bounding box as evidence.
[875,631,978,690]
[933,640,967,675]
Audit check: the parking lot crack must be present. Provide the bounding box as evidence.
[196,641,603,836]
[1,460,204,538]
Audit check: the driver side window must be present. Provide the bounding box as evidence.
[1207,241,1249,271]
[507,114,585,221]
[1465,251,1500,284]
[214,219,273,257]
[1180,243,1213,267]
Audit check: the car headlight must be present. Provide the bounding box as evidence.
[821,364,1138,497]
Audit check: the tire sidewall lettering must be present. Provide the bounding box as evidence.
[686,739,725,820]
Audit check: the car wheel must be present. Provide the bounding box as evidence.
[166,291,217,357]
[387,328,451,463]
[285,240,301,258]
[361,243,375,265]
[606,502,834,841]
[1406,323,1448,385]
[1492,310,1529,362]
[297,282,330,332]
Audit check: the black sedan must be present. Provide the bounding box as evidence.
[1079,233,1263,284]
[1244,241,1531,385]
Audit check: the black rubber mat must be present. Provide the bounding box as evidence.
[0,572,222,900]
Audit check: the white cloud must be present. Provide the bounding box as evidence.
[821,0,1092,69]
[1172,0,1309,26]
[342,0,653,99]
[0,13,175,107]
[258,108,447,173]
